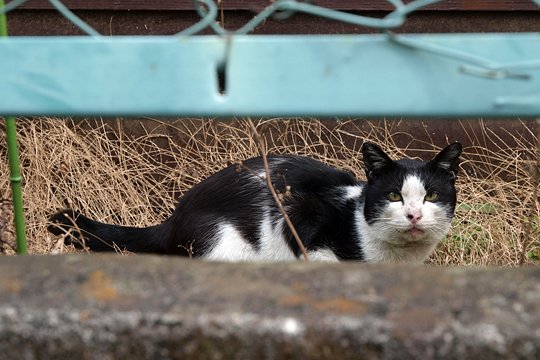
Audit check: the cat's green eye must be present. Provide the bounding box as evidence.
[387,192,402,202]
[425,192,439,202]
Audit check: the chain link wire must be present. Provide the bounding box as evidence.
[0,0,445,35]
[2,0,538,36]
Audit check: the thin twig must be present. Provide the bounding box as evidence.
[519,118,540,266]
[247,119,309,261]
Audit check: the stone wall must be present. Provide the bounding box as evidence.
[1,255,539,359]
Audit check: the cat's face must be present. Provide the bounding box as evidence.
[361,143,462,249]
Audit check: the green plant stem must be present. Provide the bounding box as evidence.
[0,12,6,37]
[1,0,27,254]
[5,117,27,254]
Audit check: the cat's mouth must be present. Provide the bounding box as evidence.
[404,227,426,239]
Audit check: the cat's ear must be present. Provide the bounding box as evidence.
[430,142,462,178]
[362,142,394,177]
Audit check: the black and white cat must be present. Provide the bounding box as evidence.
[48,142,462,263]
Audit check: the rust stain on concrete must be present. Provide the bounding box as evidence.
[82,270,119,302]
[1,279,22,294]
[281,293,367,314]
[312,297,367,313]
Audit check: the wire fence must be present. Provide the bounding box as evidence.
[4,0,540,36]
[0,0,480,35]
[1,0,540,253]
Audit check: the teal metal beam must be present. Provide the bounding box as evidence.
[0,34,539,117]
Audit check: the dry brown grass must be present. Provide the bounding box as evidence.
[0,117,538,265]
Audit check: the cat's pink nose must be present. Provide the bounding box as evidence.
[407,211,422,224]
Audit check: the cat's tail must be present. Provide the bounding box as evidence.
[47,209,168,254]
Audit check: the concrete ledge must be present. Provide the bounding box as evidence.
[1,255,539,359]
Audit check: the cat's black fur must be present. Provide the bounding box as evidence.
[48,142,462,263]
